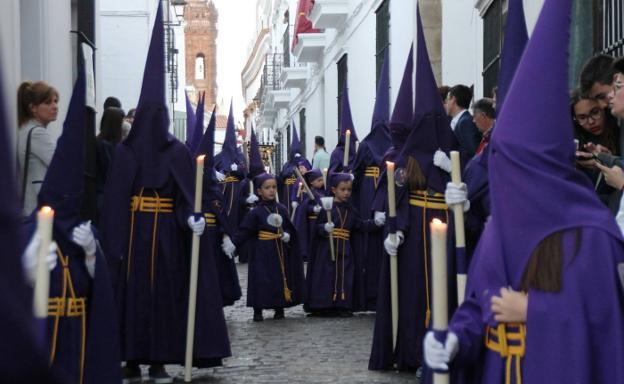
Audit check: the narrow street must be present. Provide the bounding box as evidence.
[167,263,417,383]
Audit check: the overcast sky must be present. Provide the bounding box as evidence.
[211,0,256,121]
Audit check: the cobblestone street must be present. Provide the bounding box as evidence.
[166,263,417,383]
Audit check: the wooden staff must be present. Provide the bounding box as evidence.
[33,206,54,318]
[430,218,449,384]
[293,167,315,200]
[450,151,466,304]
[343,130,351,167]
[385,161,399,350]
[184,155,205,382]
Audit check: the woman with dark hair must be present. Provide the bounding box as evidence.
[571,88,620,207]
[95,107,124,223]
[16,80,59,218]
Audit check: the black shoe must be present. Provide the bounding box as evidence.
[273,308,285,319]
[122,364,142,384]
[253,309,263,322]
[148,364,172,384]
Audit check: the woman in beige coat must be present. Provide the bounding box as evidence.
[17,81,58,217]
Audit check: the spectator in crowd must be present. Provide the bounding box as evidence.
[16,81,59,218]
[312,135,330,170]
[95,107,124,222]
[580,54,615,109]
[103,96,122,110]
[437,85,450,104]
[472,98,496,155]
[121,108,135,139]
[444,84,482,158]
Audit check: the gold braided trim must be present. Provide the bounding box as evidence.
[308,215,318,220]
[364,166,380,178]
[409,190,447,210]
[223,175,240,183]
[331,228,351,240]
[204,212,217,226]
[48,297,87,317]
[284,177,297,185]
[485,323,526,384]
[130,196,174,213]
[258,230,282,240]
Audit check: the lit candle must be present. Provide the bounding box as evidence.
[450,151,466,304]
[343,129,351,167]
[385,161,398,350]
[185,155,205,381]
[33,206,54,318]
[430,218,449,383]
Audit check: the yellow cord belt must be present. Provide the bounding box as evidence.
[485,323,526,384]
[411,189,449,327]
[48,249,87,384]
[259,210,292,302]
[204,212,216,227]
[219,175,240,216]
[331,208,349,301]
[127,188,174,289]
[364,166,380,189]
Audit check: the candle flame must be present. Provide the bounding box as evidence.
[197,155,206,162]
[432,218,443,225]
[41,206,54,215]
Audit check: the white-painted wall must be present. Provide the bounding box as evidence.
[0,0,22,145]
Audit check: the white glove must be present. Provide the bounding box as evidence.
[324,222,335,234]
[424,331,459,371]
[72,221,96,256]
[374,211,386,226]
[221,235,236,259]
[230,163,238,171]
[281,232,291,243]
[384,234,400,256]
[313,205,322,214]
[215,170,226,181]
[433,150,452,173]
[246,194,259,204]
[22,235,58,284]
[187,215,206,236]
[291,201,299,210]
[445,182,470,212]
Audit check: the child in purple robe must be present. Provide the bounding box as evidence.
[228,173,305,322]
[306,173,384,316]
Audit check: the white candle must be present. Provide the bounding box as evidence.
[343,130,351,167]
[430,218,448,330]
[386,162,396,218]
[322,168,328,191]
[185,155,205,381]
[450,151,466,304]
[33,206,54,318]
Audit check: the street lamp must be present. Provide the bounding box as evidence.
[171,0,187,22]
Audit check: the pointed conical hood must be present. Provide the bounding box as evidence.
[289,120,301,159]
[486,0,619,285]
[337,81,359,146]
[248,125,264,178]
[496,0,528,113]
[38,66,87,238]
[388,46,413,152]
[396,7,457,192]
[195,106,222,200]
[359,49,391,165]
[479,0,529,168]
[216,101,245,171]
[189,91,205,153]
[185,91,196,147]
[122,1,174,188]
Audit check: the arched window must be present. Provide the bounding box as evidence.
[195,54,205,80]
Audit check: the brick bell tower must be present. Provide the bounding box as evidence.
[184,0,218,108]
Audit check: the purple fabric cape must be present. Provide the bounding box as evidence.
[184,91,197,148]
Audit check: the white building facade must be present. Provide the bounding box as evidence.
[242,0,551,170]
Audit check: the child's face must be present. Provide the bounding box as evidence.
[331,180,352,202]
[310,177,324,189]
[257,179,277,200]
